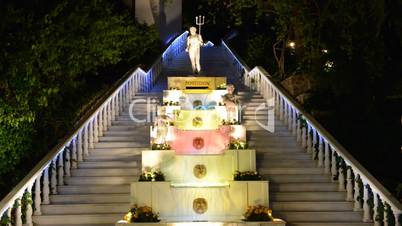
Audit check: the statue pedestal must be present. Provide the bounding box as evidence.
[130,181,269,221]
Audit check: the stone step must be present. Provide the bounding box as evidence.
[50,193,129,204]
[255,147,305,154]
[98,136,149,142]
[107,125,152,131]
[272,201,353,211]
[58,184,130,194]
[71,168,139,176]
[260,167,322,174]
[65,176,138,185]
[289,222,372,226]
[271,191,346,201]
[257,153,311,160]
[265,174,330,183]
[84,154,141,162]
[89,148,142,156]
[33,213,122,225]
[78,160,138,169]
[94,142,149,148]
[258,160,316,167]
[103,130,149,136]
[249,140,299,148]
[41,203,130,215]
[271,182,338,192]
[275,211,363,222]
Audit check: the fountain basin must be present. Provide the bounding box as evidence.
[130,181,268,221]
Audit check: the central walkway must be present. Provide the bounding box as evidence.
[33,45,372,226]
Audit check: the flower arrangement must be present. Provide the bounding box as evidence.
[234,170,262,181]
[163,101,179,106]
[217,83,227,90]
[222,119,239,125]
[123,205,160,223]
[139,169,165,182]
[151,143,171,150]
[230,140,248,150]
[243,205,274,221]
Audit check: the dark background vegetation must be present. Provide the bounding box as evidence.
[0,0,401,204]
[0,0,161,198]
[184,0,402,200]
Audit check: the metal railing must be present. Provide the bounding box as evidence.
[0,31,188,226]
[222,39,402,226]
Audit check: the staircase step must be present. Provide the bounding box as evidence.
[94,142,148,148]
[107,125,152,131]
[84,154,141,162]
[41,203,130,214]
[89,148,142,156]
[271,182,338,192]
[65,176,137,185]
[98,136,149,142]
[257,153,311,160]
[271,191,346,201]
[260,167,322,174]
[272,201,353,211]
[266,174,330,183]
[50,194,129,204]
[289,222,372,226]
[58,185,130,194]
[275,211,363,222]
[71,168,139,176]
[78,161,138,168]
[33,213,123,225]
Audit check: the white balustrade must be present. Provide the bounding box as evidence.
[363,184,372,222]
[220,39,402,225]
[338,167,345,191]
[26,186,33,226]
[0,31,190,224]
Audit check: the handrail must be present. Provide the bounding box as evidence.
[0,31,189,224]
[222,39,401,225]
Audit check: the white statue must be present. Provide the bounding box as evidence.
[186,27,203,74]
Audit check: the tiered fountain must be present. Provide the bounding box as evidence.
[117,77,286,226]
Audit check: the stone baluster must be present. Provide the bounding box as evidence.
[114,94,119,118]
[346,167,353,201]
[83,125,89,157]
[42,167,50,204]
[354,174,362,211]
[88,120,94,149]
[317,134,324,167]
[50,160,57,194]
[288,105,292,131]
[312,129,317,160]
[331,150,337,180]
[64,146,71,177]
[292,110,297,136]
[338,166,345,191]
[107,102,112,127]
[279,98,284,121]
[71,137,77,169]
[394,211,401,226]
[26,185,33,226]
[93,115,99,143]
[103,107,107,132]
[15,198,22,226]
[363,184,372,222]
[7,207,12,226]
[324,142,330,174]
[57,153,64,185]
[283,102,288,125]
[306,124,312,154]
[98,110,103,137]
[34,175,42,215]
[301,125,307,150]
[77,130,83,162]
[373,194,380,226]
[111,97,116,121]
[384,205,388,226]
[296,114,301,143]
[274,92,279,117]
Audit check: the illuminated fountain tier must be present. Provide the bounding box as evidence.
[119,77,285,225]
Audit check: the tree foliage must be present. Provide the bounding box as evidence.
[0,0,160,196]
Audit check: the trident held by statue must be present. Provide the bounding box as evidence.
[195,15,205,35]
